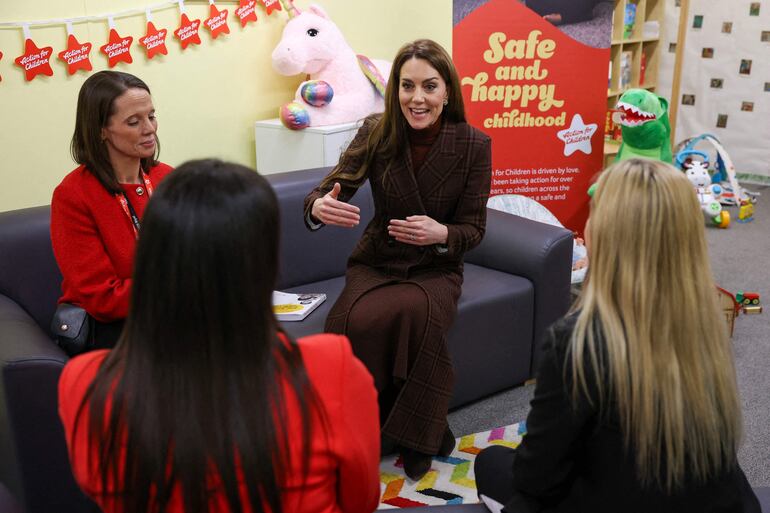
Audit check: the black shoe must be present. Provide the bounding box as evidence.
[401,448,433,481]
[438,426,455,457]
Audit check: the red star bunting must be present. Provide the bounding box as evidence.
[174,13,202,50]
[235,0,258,27]
[139,22,168,59]
[205,4,230,39]
[14,38,54,81]
[100,29,133,68]
[261,0,282,15]
[58,34,93,75]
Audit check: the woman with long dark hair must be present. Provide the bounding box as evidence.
[52,70,173,348]
[474,159,760,512]
[304,39,492,480]
[58,159,381,513]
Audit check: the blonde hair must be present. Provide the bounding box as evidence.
[571,158,741,490]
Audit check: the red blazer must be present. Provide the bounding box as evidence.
[51,163,173,322]
[58,333,381,513]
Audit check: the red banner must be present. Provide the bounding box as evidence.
[453,0,610,234]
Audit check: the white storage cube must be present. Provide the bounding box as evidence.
[254,118,361,174]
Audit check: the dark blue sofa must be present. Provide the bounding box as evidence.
[0,166,573,512]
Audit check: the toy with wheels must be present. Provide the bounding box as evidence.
[684,159,730,228]
[674,134,758,206]
[735,291,761,306]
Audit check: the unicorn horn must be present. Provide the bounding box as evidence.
[279,0,301,18]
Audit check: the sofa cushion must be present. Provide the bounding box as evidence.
[280,263,534,408]
[447,264,533,407]
[268,168,375,290]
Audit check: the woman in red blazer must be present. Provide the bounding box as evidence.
[58,159,381,513]
[51,71,172,347]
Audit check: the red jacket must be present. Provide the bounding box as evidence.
[58,333,381,513]
[51,163,173,321]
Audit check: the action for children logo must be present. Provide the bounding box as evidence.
[557,114,597,156]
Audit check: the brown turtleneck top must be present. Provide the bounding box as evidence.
[407,118,442,174]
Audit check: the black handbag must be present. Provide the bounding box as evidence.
[51,303,94,356]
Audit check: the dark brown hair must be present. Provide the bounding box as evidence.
[71,70,160,194]
[320,38,466,189]
[74,160,321,513]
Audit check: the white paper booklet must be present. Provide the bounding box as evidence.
[272,291,326,321]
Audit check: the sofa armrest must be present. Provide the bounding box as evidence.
[465,208,573,373]
[0,295,97,513]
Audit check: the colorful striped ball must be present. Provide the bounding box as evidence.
[279,101,310,130]
[300,80,334,107]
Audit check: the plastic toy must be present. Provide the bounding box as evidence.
[271,1,392,129]
[674,133,757,207]
[684,160,729,228]
[612,88,672,164]
[735,291,761,306]
[737,292,762,315]
[738,200,755,222]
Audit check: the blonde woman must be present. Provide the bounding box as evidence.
[474,159,759,512]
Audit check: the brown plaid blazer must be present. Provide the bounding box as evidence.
[303,117,492,452]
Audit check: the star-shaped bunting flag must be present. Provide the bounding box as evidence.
[139,22,168,59]
[58,34,93,75]
[261,0,282,15]
[14,38,54,81]
[205,4,230,39]
[174,13,202,50]
[100,29,133,68]
[235,0,258,27]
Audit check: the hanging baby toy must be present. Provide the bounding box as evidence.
[683,158,730,228]
[271,0,392,129]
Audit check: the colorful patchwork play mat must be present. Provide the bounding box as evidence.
[378,421,526,509]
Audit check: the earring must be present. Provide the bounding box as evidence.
[443,98,448,106]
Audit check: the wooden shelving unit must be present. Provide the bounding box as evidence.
[604,0,664,167]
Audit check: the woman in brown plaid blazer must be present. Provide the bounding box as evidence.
[304,39,491,480]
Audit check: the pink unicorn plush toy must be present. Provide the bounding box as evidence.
[271,1,392,129]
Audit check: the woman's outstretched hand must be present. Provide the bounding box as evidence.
[388,215,448,246]
[311,182,361,228]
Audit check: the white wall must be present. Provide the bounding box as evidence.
[660,0,770,182]
[0,1,452,211]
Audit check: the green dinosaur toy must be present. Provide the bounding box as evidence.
[589,89,672,196]
[613,88,672,163]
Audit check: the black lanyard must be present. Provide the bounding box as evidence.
[120,192,141,235]
[116,171,154,239]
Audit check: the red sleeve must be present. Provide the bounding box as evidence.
[58,350,110,496]
[51,183,132,322]
[329,335,381,513]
